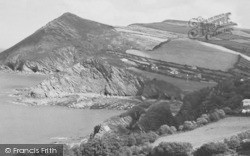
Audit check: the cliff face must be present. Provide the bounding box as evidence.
[28,58,144,98]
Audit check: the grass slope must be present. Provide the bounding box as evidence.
[127,38,238,71]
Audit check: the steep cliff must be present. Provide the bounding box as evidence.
[28,58,144,98]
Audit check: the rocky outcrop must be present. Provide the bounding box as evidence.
[93,116,133,138]
[28,58,144,98]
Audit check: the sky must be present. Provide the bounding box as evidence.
[0,0,249,49]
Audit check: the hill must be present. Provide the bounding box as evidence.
[0,13,150,73]
[132,20,250,57]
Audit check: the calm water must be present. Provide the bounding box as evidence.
[0,72,122,144]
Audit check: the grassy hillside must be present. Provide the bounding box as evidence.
[131,21,189,34]
[127,38,239,71]
[133,20,250,58]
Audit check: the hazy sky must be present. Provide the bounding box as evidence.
[0,0,249,49]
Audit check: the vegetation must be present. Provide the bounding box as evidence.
[150,142,193,156]
[177,78,250,123]
[138,102,177,131]
[194,142,230,156]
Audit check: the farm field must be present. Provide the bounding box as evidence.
[133,22,189,34]
[129,68,216,92]
[127,38,239,71]
[153,117,250,149]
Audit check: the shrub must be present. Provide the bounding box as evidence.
[80,138,109,156]
[178,125,184,131]
[170,126,177,133]
[138,102,176,131]
[183,121,197,131]
[130,145,141,155]
[147,131,159,143]
[209,111,220,122]
[237,130,250,140]
[216,109,226,118]
[201,114,210,122]
[196,117,208,126]
[222,107,232,114]
[141,142,153,155]
[194,142,230,156]
[119,147,133,156]
[126,135,137,146]
[241,139,250,150]
[224,135,241,150]
[158,125,173,135]
[151,142,193,156]
[133,132,159,145]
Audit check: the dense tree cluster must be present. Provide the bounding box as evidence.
[177,78,250,123]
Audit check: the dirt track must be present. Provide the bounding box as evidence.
[153,117,250,148]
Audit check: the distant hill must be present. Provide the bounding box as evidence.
[131,20,250,58]
[0,49,3,53]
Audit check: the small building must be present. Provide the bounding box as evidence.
[150,64,158,71]
[169,67,179,75]
[190,66,197,70]
[242,99,250,114]
[243,99,250,107]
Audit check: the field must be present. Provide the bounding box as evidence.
[127,38,239,71]
[153,117,250,148]
[133,22,189,34]
[129,68,216,92]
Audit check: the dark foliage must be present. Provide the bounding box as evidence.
[194,142,230,156]
[150,142,193,156]
[177,78,250,123]
[138,102,176,131]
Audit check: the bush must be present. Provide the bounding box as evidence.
[222,107,232,114]
[241,139,250,150]
[130,145,141,155]
[133,131,159,145]
[170,126,177,133]
[201,114,210,122]
[147,131,159,143]
[81,138,109,156]
[119,147,133,156]
[141,142,153,155]
[138,102,176,131]
[196,117,208,126]
[209,111,220,122]
[216,109,226,118]
[183,121,197,131]
[158,125,174,135]
[224,135,241,150]
[194,142,230,156]
[237,130,250,141]
[151,142,193,156]
[178,125,184,131]
[126,135,137,146]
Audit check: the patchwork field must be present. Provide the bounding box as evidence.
[127,38,239,71]
[153,117,250,148]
